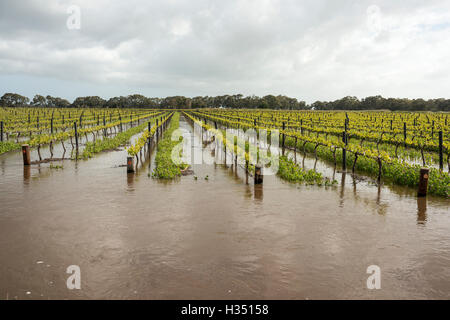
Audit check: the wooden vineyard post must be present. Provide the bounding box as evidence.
[119,115,122,132]
[51,118,54,134]
[0,121,3,142]
[22,145,31,166]
[417,168,429,197]
[438,131,443,171]
[254,164,263,184]
[342,131,347,171]
[282,122,286,152]
[156,119,159,139]
[127,156,135,173]
[74,122,79,156]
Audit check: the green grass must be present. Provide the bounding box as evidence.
[278,156,337,186]
[0,141,20,154]
[284,136,449,197]
[80,121,152,159]
[152,112,186,179]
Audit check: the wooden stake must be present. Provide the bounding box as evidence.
[254,164,263,184]
[417,168,429,197]
[127,156,135,173]
[22,145,31,166]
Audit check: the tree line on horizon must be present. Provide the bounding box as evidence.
[0,92,449,111]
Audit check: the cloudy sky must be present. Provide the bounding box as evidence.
[1,0,450,103]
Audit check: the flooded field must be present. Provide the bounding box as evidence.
[0,115,449,300]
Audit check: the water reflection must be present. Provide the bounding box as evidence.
[0,115,449,300]
[417,197,427,225]
[23,165,31,184]
[254,184,263,201]
[127,172,135,190]
[339,172,346,208]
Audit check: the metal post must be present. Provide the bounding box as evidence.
[74,122,79,153]
[438,131,443,171]
[342,131,347,171]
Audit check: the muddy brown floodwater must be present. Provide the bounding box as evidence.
[0,115,449,300]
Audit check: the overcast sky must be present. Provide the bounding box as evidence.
[1,0,450,103]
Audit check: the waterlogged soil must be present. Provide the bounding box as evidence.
[0,116,449,300]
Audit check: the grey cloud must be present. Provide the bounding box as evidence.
[1,0,450,102]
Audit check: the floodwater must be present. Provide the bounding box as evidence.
[0,115,449,300]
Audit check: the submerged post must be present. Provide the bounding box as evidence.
[22,144,31,166]
[127,156,135,173]
[417,168,429,197]
[0,121,3,142]
[254,164,263,184]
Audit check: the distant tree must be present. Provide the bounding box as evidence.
[0,93,30,107]
[31,94,47,107]
[72,96,106,108]
[46,95,70,108]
